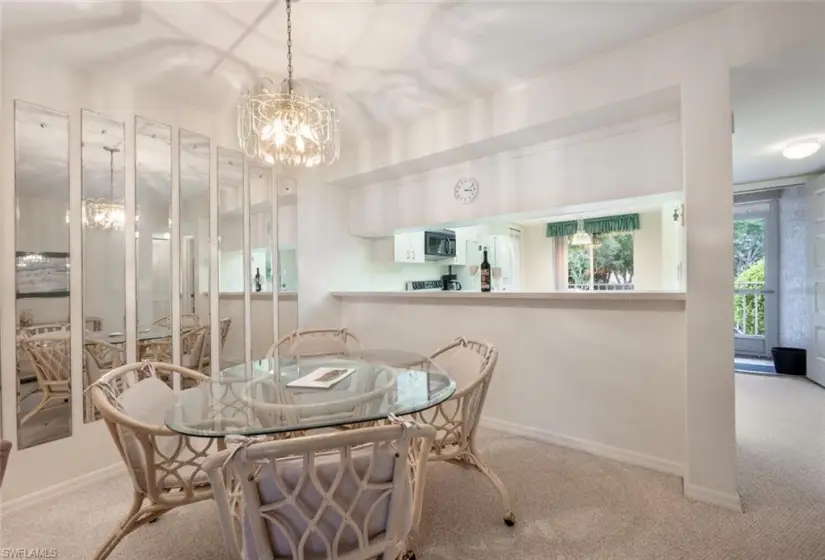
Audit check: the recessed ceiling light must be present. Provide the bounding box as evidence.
[782,138,821,160]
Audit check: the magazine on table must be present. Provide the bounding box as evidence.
[287,367,355,389]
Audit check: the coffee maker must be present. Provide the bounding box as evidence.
[441,265,462,291]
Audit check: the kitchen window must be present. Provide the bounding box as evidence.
[546,214,640,292]
[566,232,635,291]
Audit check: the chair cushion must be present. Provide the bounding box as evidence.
[243,445,411,559]
[116,376,180,492]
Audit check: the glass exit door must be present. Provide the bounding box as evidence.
[733,201,778,357]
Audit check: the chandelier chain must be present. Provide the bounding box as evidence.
[286,0,293,92]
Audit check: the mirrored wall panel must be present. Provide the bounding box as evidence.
[179,130,210,371]
[81,111,126,422]
[14,101,72,448]
[279,176,299,343]
[249,165,273,359]
[218,148,244,368]
[135,117,172,362]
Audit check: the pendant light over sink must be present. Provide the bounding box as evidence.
[570,219,592,246]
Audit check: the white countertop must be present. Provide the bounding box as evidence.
[219,291,297,301]
[331,290,685,304]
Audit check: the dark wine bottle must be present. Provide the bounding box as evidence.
[480,249,491,293]
[254,267,262,292]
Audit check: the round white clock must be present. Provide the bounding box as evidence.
[454,178,479,204]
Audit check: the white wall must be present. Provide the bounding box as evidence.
[315,2,825,510]
[660,205,686,292]
[518,224,557,292]
[633,211,663,291]
[778,186,808,348]
[348,116,682,237]
[340,298,687,474]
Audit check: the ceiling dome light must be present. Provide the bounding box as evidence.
[782,138,821,160]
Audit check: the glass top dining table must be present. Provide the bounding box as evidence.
[164,349,457,438]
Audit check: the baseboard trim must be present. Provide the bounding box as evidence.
[0,462,124,518]
[481,416,685,477]
[683,483,743,512]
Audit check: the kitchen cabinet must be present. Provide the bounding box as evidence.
[370,232,425,263]
[394,232,424,263]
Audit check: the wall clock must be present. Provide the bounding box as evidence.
[454,177,479,204]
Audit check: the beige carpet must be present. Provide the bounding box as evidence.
[2,374,824,559]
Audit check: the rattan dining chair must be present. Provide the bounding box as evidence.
[18,334,71,426]
[413,338,514,526]
[204,422,436,560]
[266,328,362,358]
[89,361,223,560]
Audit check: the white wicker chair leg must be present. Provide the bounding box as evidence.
[93,492,144,560]
[467,446,515,526]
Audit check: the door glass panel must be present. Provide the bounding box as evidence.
[15,101,72,448]
[734,217,766,337]
[81,110,126,422]
[135,117,172,362]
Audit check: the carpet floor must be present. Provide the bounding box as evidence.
[2,374,824,559]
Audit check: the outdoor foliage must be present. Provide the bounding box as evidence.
[734,258,765,335]
[734,219,764,277]
[567,232,634,287]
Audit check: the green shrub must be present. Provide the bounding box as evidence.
[734,259,764,335]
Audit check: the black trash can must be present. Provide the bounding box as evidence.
[770,347,806,376]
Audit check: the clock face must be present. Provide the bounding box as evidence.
[454,178,479,204]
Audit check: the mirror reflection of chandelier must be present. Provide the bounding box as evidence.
[82,145,125,230]
[237,0,340,168]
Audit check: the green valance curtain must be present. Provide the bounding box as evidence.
[545,213,640,238]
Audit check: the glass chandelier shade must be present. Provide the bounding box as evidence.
[81,200,126,230]
[570,219,592,246]
[67,145,127,230]
[238,77,339,168]
[238,0,340,168]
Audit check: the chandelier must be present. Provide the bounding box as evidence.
[237,0,340,168]
[81,146,125,230]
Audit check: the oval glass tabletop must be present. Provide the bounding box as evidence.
[164,350,456,438]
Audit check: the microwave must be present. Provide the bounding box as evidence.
[424,230,456,260]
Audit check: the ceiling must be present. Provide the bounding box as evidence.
[3,1,728,139]
[732,46,825,185]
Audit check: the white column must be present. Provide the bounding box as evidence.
[681,60,740,510]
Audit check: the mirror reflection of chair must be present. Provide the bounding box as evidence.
[89,361,222,560]
[201,318,231,374]
[152,314,200,329]
[266,327,361,358]
[414,338,515,527]
[83,339,126,422]
[18,334,72,426]
[204,423,436,560]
